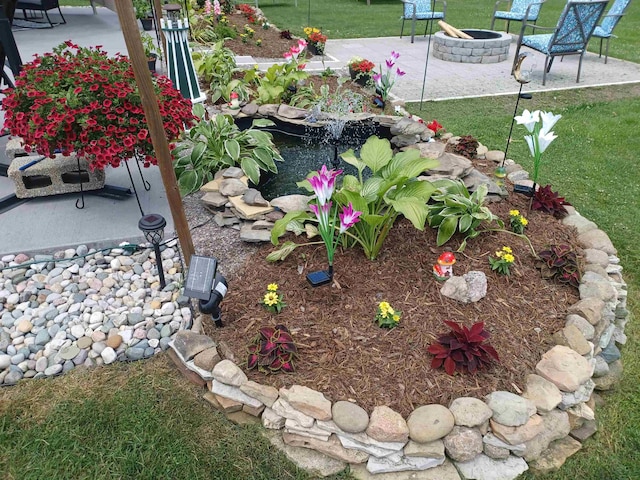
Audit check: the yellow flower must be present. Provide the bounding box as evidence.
[303,27,312,35]
[520,217,529,226]
[495,250,503,258]
[267,283,278,291]
[503,253,515,263]
[387,306,395,315]
[392,314,400,322]
[379,301,390,311]
[502,246,512,253]
[509,209,520,217]
[263,292,279,306]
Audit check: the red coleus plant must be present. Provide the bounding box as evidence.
[536,244,581,288]
[427,320,500,375]
[247,324,298,373]
[1,41,194,170]
[532,184,571,218]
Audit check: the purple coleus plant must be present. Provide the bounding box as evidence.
[247,324,298,373]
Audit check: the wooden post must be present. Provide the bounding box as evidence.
[115,1,195,266]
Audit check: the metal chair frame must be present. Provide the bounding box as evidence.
[400,0,447,44]
[15,0,66,28]
[512,0,608,85]
[590,0,632,64]
[490,0,544,34]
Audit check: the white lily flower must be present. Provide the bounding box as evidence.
[537,130,557,153]
[524,135,536,157]
[514,109,540,133]
[539,111,562,136]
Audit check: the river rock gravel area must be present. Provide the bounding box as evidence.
[0,242,192,386]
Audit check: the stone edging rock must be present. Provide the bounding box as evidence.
[169,196,628,479]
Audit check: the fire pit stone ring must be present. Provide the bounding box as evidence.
[433,29,512,64]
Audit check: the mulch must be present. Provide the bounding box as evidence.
[203,158,581,417]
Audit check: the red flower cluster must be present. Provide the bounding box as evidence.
[427,119,444,135]
[1,41,194,170]
[237,3,257,23]
[308,32,327,44]
[350,59,375,73]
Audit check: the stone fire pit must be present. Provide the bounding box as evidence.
[433,29,511,64]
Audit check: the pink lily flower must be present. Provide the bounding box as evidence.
[339,203,362,233]
[308,165,342,205]
[396,68,406,77]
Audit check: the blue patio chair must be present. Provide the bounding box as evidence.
[400,0,447,44]
[590,0,632,64]
[512,0,608,85]
[490,0,545,33]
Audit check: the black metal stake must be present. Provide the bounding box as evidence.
[75,157,85,209]
[153,242,166,289]
[501,82,526,168]
[124,159,145,216]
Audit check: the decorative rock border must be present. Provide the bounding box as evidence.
[167,187,628,478]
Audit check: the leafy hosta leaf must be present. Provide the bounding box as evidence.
[459,214,473,233]
[224,139,240,161]
[361,214,385,227]
[391,180,436,201]
[384,152,438,181]
[253,147,278,172]
[270,211,311,244]
[339,189,369,216]
[341,174,361,192]
[177,169,201,196]
[361,176,385,201]
[387,197,428,230]
[305,223,319,238]
[436,216,458,246]
[252,119,275,128]
[240,157,260,185]
[340,149,366,173]
[359,136,393,173]
[286,220,305,235]
[266,241,300,262]
[190,142,206,164]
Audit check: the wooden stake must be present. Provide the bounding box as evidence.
[115,2,195,266]
[438,20,473,39]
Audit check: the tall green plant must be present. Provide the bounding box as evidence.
[244,62,309,105]
[269,136,439,261]
[192,41,243,103]
[172,104,282,195]
[426,179,499,248]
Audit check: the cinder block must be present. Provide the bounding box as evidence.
[8,154,105,199]
[5,138,28,159]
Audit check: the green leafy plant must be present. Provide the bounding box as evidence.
[132,0,151,19]
[532,184,571,218]
[247,325,298,373]
[259,283,286,314]
[192,40,241,103]
[190,15,219,43]
[452,135,479,159]
[374,301,401,329]
[244,60,309,105]
[489,245,515,275]
[140,32,161,60]
[427,321,500,375]
[509,209,528,234]
[172,104,282,194]
[426,180,499,247]
[536,244,581,288]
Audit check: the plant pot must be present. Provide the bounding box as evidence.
[349,66,371,87]
[147,53,157,73]
[307,43,324,56]
[140,17,153,31]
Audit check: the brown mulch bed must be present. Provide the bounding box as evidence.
[204,169,581,417]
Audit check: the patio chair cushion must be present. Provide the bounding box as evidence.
[494,10,538,21]
[592,25,610,39]
[403,0,444,19]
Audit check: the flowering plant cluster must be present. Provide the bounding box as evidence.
[348,57,375,73]
[426,119,445,137]
[509,209,528,234]
[237,3,258,23]
[374,301,401,329]
[203,0,221,16]
[2,41,193,170]
[308,165,361,266]
[259,283,286,314]
[304,27,327,45]
[373,51,406,101]
[283,39,307,65]
[515,109,561,185]
[489,246,515,275]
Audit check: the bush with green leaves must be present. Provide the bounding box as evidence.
[192,40,245,103]
[269,136,439,261]
[244,62,309,105]
[426,180,500,248]
[172,104,283,195]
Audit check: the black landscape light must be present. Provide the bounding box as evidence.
[184,255,228,328]
[138,213,167,289]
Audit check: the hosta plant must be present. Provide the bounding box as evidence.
[536,244,581,288]
[427,320,500,375]
[247,325,298,373]
[532,184,571,218]
[172,103,282,194]
[427,180,500,248]
[453,135,478,159]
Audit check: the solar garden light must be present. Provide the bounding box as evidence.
[138,213,167,289]
[183,255,228,328]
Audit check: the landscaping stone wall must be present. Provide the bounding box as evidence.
[169,212,628,479]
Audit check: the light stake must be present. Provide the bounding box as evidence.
[138,213,167,289]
